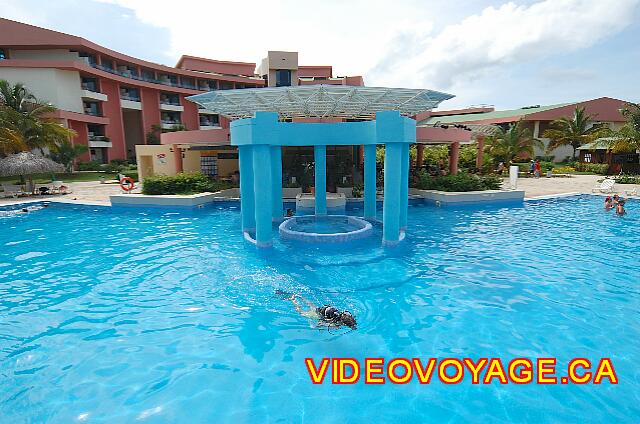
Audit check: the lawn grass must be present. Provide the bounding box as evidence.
[0,172,119,184]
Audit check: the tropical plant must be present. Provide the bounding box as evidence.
[0,79,76,156]
[485,121,541,163]
[543,107,607,159]
[48,140,89,172]
[606,103,640,153]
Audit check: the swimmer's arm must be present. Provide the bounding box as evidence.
[291,296,318,318]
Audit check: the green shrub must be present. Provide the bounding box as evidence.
[614,174,640,184]
[416,172,502,192]
[77,161,103,171]
[142,172,233,195]
[552,166,576,174]
[352,183,363,198]
[574,162,609,174]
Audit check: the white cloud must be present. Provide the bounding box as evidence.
[369,0,640,90]
[94,0,443,77]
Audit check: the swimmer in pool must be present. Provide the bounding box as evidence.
[616,199,626,215]
[275,290,357,330]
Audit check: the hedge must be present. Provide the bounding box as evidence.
[142,172,233,195]
[574,162,609,174]
[415,173,503,192]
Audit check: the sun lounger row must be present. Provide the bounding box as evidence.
[1,181,68,198]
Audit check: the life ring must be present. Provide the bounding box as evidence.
[120,177,136,192]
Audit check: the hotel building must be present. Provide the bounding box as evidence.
[0,18,363,172]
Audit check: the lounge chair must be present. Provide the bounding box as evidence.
[591,179,615,193]
[50,181,69,194]
[2,184,26,198]
[624,187,638,197]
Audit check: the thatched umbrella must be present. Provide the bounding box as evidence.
[0,152,64,192]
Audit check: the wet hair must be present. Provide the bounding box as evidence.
[317,306,357,329]
[618,200,626,206]
[614,194,620,199]
[605,197,612,202]
[338,311,357,329]
[21,208,28,213]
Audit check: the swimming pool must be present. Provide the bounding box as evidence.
[0,196,638,422]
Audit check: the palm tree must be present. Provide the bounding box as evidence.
[48,140,89,172]
[486,120,541,163]
[542,107,606,159]
[0,79,76,156]
[606,103,640,153]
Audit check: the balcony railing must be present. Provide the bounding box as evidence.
[160,99,181,106]
[120,94,141,102]
[81,83,99,92]
[87,62,224,91]
[84,109,102,117]
[88,134,108,141]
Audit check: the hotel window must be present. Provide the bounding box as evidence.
[200,156,218,176]
[275,69,291,87]
[0,49,6,60]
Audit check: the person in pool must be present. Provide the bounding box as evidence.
[616,199,626,215]
[276,290,357,330]
[604,197,615,210]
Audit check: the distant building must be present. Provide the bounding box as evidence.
[419,97,630,161]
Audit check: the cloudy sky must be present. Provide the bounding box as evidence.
[2,0,639,110]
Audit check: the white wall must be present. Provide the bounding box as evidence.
[0,67,84,113]
[10,49,80,61]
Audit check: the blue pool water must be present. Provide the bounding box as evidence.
[1,196,638,422]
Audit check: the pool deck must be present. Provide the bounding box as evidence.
[1,175,639,207]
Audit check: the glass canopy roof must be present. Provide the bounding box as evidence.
[188,85,454,120]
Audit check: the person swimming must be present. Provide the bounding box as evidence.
[616,199,626,215]
[275,290,357,330]
[285,208,294,217]
[604,197,615,210]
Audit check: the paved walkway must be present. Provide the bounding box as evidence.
[2,175,639,206]
[511,174,639,198]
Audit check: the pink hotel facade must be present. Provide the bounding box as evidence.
[2,18,631,180]
[0,18,364,168]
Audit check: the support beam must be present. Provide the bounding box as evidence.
[364,144,377,219]
[252,144,273,247]
[449,141,460,175]
[416,144,424,169]
[475,135,485,171]
[238,145,255,232]
[383,143,402,244]
[400,143,409,230]
[173,145,184,173]
[270,146,283,221]
[314,145,327,215]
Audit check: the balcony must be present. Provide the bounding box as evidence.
[120,93,142,110]
[160,102,184,112]
[81,89,108,102]
[161,121,184,130]
[83,107,102,117]
[88,134,112,148]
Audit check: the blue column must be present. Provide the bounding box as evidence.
[271,146,283,221]
[383,143,402,244]
[314,145,327,215]
[364,144,377,219]
[400,143,409,230]
[238,145,255,232]
[252,144,273,247]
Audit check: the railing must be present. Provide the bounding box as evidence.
[88,135,108,141]
[160,99,181,106]
[81,83,99,92]
[84,109,102,117]
[120,94,141,102]
[88,62,202,90]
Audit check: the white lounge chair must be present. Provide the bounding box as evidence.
[50,181,69,194]
[591,179,615,193]
[624,187,638,197]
